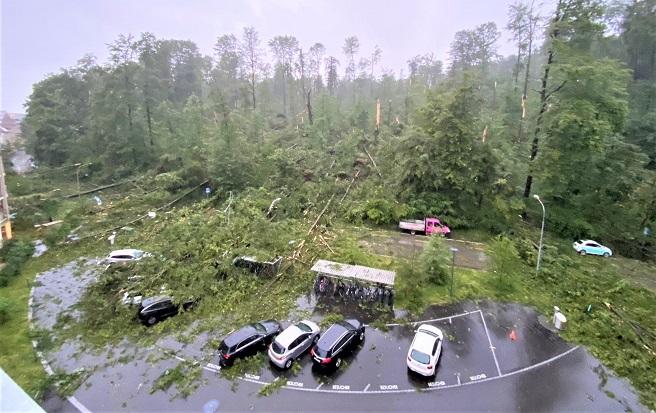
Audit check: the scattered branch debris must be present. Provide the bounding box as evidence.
[605,302,655,355]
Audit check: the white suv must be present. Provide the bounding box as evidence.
[407,324,443,377]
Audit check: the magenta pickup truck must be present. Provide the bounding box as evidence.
[399,218,450,236]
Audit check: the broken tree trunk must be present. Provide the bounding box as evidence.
[307,90,314,125]
[308,194,335,235]
[340,169,361,204]
[364,147,382,177]
[63,179,137,198]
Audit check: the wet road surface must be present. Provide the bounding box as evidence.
[31,261,647,412]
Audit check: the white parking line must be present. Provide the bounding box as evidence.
[380,309,476,327]
[364,383,370,392]
[478,310,502,376]
[171,344,580,395]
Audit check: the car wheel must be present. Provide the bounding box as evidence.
[284,359,293,369]
[603,252,610,257]
[579,250,587,255]
[410,231,416,235]
[147,316,157,326]
[335,358,342,368]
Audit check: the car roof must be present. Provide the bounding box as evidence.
[317,322,349,347]
[141,296,170,307]
[109,249,143,256]
[223,325,258,347]
[412,325,442,354]
[274,325,304,348]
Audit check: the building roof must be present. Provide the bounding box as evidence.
[310,259,395,286]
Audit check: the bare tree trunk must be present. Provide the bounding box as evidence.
[523,0,563,200]
[514,45,522,90]
[251,71,256,110]
[306,90,313,125]
[146,100,153,145]
[518,3,537,143]
[387,100,392,127]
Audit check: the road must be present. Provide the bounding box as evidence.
[359,232,489,270]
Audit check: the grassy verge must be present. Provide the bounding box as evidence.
[0,267,47,399]
[0,237,104,400]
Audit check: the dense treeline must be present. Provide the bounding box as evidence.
[21,0,656,257]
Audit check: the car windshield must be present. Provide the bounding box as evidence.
[133,251,145,259]
[410,349,431,364]
[219,341,230,354]
[271,341,285,355]
[314,347,329,358]
[253,322,266,334]
[295,322,312,333]
[418,328,438,338]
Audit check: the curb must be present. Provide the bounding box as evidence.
[28,278,93,413]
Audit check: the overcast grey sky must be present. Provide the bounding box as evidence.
[1,0,553,113]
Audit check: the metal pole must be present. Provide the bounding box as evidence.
[450,247,458,297]
[534,194,545,276]
[75,163,82,198]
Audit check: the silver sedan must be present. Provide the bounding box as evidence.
[268,320,320,369]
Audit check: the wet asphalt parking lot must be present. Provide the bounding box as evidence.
[31,260,647,412]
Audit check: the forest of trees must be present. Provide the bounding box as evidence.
[20,0,656,257]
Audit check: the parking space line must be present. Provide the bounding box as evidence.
[478,310,502,376]
[158,343,580,395]
[381,309,477,327]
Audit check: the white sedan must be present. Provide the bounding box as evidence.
[407,324,443,377]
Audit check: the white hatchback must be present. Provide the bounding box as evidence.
[407,324,443,377]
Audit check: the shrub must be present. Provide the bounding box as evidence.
[0,239,35,280]
[419,235,451,285]
[0,297,12,325]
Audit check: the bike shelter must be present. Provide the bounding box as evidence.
[310,259,395,307]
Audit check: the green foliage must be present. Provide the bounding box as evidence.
[418,235,450,285]
[154,172,185,192]
[318,313,344,329]
[394,261,428,314]
[488,236,523,292]
[43,223,74,247]
[51,368,88,397]
[0,298,12,325]
[257,377,286,397]
[150,360,203,400]
[0,239,35,279]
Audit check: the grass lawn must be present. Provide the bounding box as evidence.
[0,264,48,399]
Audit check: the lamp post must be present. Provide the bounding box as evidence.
[533,194,545,276]
[75,163,83,198]
[450,247,459,297]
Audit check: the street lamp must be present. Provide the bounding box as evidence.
[450,247,459,297]
[533,194,545,276]
[75,163,83,198]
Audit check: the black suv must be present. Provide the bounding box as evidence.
[137,296,195,326]
[311,319,364,370]
[217,319,282,367]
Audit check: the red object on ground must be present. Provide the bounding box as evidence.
[509,330,517,340]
